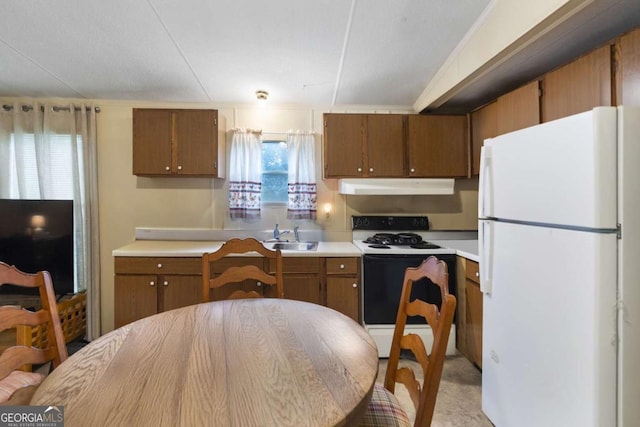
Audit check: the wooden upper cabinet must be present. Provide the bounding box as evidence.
[133,108,225,177]
[323,113,404,178]
[323,113,365,178]
[496,80,540,135]
[541,45,613,122]
[470,101,498,176]
[616,27,640,105]
[366,114,405,177]
[407,115,468,178]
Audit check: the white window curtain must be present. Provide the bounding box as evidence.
[229,129,262,219]
[287,132,316,220]
[0,101,101,340]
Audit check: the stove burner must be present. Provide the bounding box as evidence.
[368,244,391,249]
[410,242,441,249]
[363,232,424,246]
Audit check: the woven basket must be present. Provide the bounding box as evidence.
[18,292,87,348]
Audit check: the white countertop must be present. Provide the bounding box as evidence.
[431,239,479,262]
[113,238,478,260]
[112,240,362,257]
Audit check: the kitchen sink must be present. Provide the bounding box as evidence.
[269,241,319,251]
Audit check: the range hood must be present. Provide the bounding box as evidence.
[338,178,455,195]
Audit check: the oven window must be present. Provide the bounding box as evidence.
[363,254,456,325]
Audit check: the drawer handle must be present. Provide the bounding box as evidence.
[149,281,155,287]
[157,263,162,268]
[163,281,169,286]
[340,264,345,269]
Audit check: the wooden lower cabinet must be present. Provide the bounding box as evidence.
[326,258,360,323]
[455,257,483,368]
[465,260,483,368]
[272,257,322,305]
[115,255,361,327]
[114,257,202,328]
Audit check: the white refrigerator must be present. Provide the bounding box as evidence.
[478,106,640,427]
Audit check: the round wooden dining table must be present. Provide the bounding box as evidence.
[31,298,379,426]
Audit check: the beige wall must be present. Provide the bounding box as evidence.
[1,97,478,333]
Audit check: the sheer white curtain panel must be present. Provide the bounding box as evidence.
[287,132,316,220]
[228,130,262,219]
[0,101,101,340]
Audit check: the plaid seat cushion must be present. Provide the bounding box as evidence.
[359,383,411,427]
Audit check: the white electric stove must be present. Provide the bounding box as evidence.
[352,216,457,357]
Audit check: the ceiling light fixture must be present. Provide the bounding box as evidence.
[256,90,269,101]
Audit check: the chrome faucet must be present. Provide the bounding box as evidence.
[294,226,300,242]
[273,224,290,241]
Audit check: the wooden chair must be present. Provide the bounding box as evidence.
[202,238,284,301]
[360,256,457,427]
[0,262,68,405]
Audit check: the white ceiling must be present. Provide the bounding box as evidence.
[0,0,639,111]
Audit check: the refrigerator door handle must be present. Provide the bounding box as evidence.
[479,219,493,294]
[478,145,492,219]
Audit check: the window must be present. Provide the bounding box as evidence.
[261,140,288,203]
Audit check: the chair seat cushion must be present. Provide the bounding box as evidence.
[359,383,412,427]
[0,371,44,403]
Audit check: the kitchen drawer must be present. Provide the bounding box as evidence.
[465,259,480,283]
[115,257,201,275]
[269,258,321,274]
[326,258,359,275]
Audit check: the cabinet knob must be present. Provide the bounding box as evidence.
[369,167,373,172]
[476,272,480,277]
[410,168,415,173]
[165,166,170,171]
[177,165,183,170]
[163,280,169,286]
[340,264,345,269]
[157,263,162,268]
[352,283,357,288]
[357,167,362,172]
[257,282,262,287]
[149,281,155,287]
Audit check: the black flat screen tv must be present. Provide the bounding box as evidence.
[0,199,75,297]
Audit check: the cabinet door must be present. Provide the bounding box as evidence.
[114,274,158,328]
[407,115,468,177]
[323,114,365,178]
[496,80,540,135]
[282,276,322,304]
[175,110,219,175]
[465,260,482,368]
[132,109,173,175]
[541,45,612,122]
[160,275,202,311]
[366,115,405,177]
[616,27,640,105]
[470,102,498,176]
[326,277,359,322]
